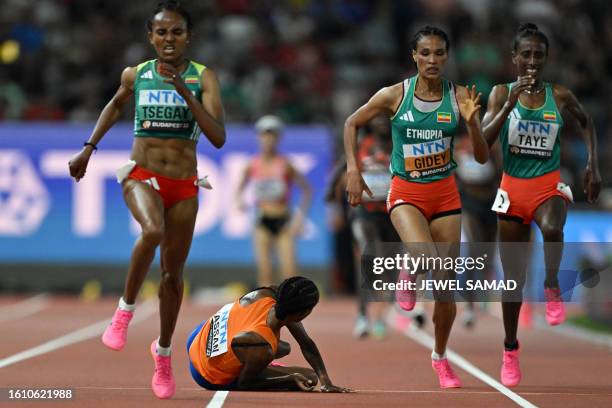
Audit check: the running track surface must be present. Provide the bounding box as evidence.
[0,296,611,408]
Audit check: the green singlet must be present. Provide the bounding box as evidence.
[133,59,205,142]
[499,82,563,178]
[390,75,460,183]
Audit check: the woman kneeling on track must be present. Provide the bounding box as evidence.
[187,277,352,392]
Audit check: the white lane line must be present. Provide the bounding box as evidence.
[403,326,538,408]
[0,294,49,323]
[68,386,612,397]
[358,389,611,396]
[206,390,229,408]
[0,299,157,368]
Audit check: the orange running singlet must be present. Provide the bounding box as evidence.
[188,297,279,385]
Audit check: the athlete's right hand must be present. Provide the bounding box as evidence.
[68,148,93,182]
[291,373,315,392]
[506,75,536,107]
[346,169,372,207]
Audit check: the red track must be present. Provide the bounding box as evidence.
[1,296,611,407]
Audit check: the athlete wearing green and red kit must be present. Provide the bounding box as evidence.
[344,27,488,390]
[125,59,207,207]
[494,82,570,224]
[69,3,227,400]
[386,74,462,220]
[483,22,601,388]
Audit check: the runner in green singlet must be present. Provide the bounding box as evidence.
[482,23,601,387]
[344,26,488,389]
[68,1,226,399]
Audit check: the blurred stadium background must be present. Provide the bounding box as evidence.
[0,0,611,326]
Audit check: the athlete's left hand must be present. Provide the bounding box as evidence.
[288,210,305,236]
[583,164,601,203]
[458,85,482,125]
[158,63,187,91]
[320,383,354,393]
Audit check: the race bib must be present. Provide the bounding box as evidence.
[362,170,391,201]
[116,160,137,184]
[253,178,287,202]
[557,182,573,202]
[195,176,213,190]
[205,302,234,358]
[137,89,196,132]
[508,119,559,159]
[491,188,510,213]
[402,137,452,179]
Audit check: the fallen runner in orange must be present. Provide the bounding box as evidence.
[188,277,352,392]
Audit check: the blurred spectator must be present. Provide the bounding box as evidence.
[1,0,608,202]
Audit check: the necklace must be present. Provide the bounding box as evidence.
[524,85,544,95]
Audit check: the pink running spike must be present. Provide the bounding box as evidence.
[431,358,462,388]
[395,270,416,311]
[518,302,533,329]
[544,287,566,326]
[501,346,521,387]
[150,340,175,399]
[102,308,133,351]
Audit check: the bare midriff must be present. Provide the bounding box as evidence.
[131,137,197,179]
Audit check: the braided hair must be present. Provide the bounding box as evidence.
[274,277,320,320]
[147,1,193,33]
[412,26,450,52]
[513,23,549,55]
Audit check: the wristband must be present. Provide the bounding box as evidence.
[84,142,98,151]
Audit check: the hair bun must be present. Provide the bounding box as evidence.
[274,276,319,320]
[518,22,539,33]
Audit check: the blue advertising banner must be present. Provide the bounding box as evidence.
[0,124,333,266]
[1,124,610,268]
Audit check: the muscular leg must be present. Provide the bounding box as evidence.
[462,211,497,313]
[122,180,165,304]
[498,219,531,345]
[277,227,297,280]
[391,206,445,350]
[158,197,198,348]
[390,205,435,244]
[351,217,374,317]
[354,216,388,326]
[254,226,274,286]
[429,214,461,356]
[462,213,481,307]
[533,196,567,288]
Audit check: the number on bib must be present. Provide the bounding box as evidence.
[491,188,510,213]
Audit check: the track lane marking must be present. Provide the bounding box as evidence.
[0,294,49,323]
[0,299,157,368]
[206,390,229,408]
[402,325,538,408]
[68,386,612,397]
